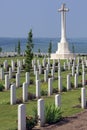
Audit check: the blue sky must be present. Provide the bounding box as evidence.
[0,0,87,38]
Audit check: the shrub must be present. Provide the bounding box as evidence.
[55,67,58,72]
[55,62,58,66]
[71,82,74,89]
[0,84,4,91]
[12,75,16,78]
[41,90,47,96]
[78,83,82,88]
[45,104,62,124]
[16,97,23,104]
[48,75,52,78]
[79,72,82,75]
[61,67,65,72]
[22,65,25,69]
[28,92,36,100]
[30,79,34,85]
[26,107,38,130]
[53,88,58,93]
[26,116,37,130]
[62,86,67,92]
[6,65,11,71]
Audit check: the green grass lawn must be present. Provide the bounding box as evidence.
[0,56,87,130]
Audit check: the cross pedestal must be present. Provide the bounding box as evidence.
[51,4,75,59]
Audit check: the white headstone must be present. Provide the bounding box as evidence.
[44,70,48,82]
[10,84,16,105]
[58,67,61,77]
[23,82,28,102]
[18,61,22,70]
[51,68,54,80]
[26,72,30,85]
[4,60,8,70]
[81,87,86,109]
[38,99,45,127]
[23,59,25,65]
[36,71,39,81]
[82,72,85,86]
[82,64,85,73]
[32,60,34,68]
[42,58,46,67]
[68,61,71,70]
[48,78,53,96]
[48,58,50,66]
[16,73,20,87]
[46,64,49,73]
[53,59,55,65]
[76,65,79,75]
[58,76,62,92]
[55,94,61,107]
[37,59,40,67]
[67,74,71,90]
[5,75,9,90]
[0,68,4,80]
[36,80,41,98]
[34,65,36,75]
[74,73,78,88]
[18,104,26,130]
[11,60,15,72]
[9,67,12,79]
[72,66,75,76]
[39,65,42,74]
[85,60,87,67]
[17,67,20,75]
[63,62,66,70]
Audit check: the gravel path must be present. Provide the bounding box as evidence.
[34,109,87,130]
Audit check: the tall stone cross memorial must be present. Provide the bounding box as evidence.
[51,4,75,59]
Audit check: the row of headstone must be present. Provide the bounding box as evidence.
[17,86,87,129]
[10,82,28,105]
[3,59,25,73]
[0,68,4,80]
[18,94,61,129]
[5,71,30,91]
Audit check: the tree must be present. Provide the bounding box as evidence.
[0,47,2,53]
[38,48,41,54]
[48,41,52,57]
[17,40,21,55]
[15,44,17,52]
[25,29,34,72]
[72,43,75,53]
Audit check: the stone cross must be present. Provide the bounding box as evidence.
[58,3,69,42]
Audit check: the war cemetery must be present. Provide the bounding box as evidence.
[0,3,87,130]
